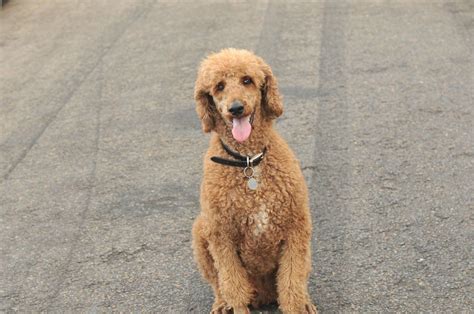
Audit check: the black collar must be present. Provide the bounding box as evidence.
[211,141,266,168]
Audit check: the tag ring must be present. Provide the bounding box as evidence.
[243,166,254,178]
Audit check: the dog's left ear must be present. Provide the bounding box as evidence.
[259,60,283,120]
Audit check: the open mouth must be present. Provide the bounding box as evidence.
[231,112,254,143]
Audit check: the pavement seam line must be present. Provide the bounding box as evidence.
[43,64,104,311]
[311,0,351,309]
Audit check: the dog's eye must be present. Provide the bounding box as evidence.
[242,76,253,85]
[216,82,225,91]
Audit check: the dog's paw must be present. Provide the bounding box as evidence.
[210,301,231,314]
[304,303,318,314]
[232,306,250,314]
[210,304,249,314]
[210,302,232,314]
[280,303,318,314]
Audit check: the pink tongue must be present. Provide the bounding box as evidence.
[232,117,252,142]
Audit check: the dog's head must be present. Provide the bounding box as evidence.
[194,48,282,143]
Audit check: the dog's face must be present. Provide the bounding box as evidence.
[194,49,283,143]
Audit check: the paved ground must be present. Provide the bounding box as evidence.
[1,0,473,312]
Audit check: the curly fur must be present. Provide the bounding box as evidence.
[192,48,317,314]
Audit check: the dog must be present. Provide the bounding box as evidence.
[192,48,316,314]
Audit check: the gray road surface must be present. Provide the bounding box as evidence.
[1,0,473,312]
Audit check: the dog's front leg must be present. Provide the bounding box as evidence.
[277,229,317,314]
[208,234,254,313]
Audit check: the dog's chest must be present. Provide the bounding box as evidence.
[231,187,287,240]
[245,202,270,237]
[224,167,289,231]
[236,195,284,275]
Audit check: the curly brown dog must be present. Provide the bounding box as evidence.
[192,48,316,314]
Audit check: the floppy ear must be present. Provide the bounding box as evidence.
[194,80,216,133]
[260,62,283,120]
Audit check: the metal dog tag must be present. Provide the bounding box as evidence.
[244,156,259,190]
[247,177,258,190]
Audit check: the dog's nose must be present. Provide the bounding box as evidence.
[229,101,244,117]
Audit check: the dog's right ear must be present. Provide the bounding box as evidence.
[194,81,216,133]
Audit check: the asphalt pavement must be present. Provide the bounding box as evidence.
[1,0,473,312]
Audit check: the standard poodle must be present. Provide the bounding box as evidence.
[192,48,316,314]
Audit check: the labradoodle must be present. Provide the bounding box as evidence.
[192,48,316,314]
